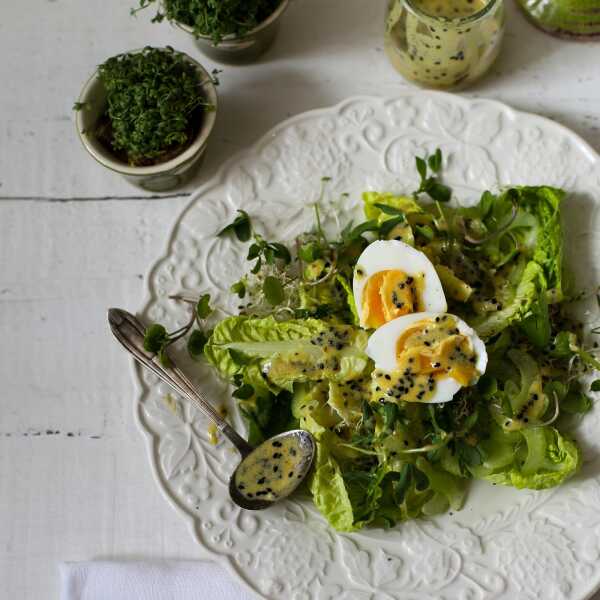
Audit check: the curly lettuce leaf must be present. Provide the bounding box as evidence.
[472,260,549,341]
[362,191,423,221]
[483,426,581,490]
[205,316,369,393]
[309,438,356,532]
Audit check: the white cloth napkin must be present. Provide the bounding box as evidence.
[60,560,256,600]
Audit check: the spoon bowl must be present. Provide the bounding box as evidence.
[229,429,316,511]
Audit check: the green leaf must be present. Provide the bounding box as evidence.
[228,348,253,366]
[298,242,323,262]
[143,323,168,353]
[268,242,291,264]
[263,276,285,306]
[415,224,435,241]
[196,294,212,319]
[158,346,171,367]
[230,280,246,298]
[379,215,407,238]
[232,383,255,400]
[426,181,451,203]
[380,402,399,431]
[309,438,356,532]
[346,220,379,241]
[250,256,262,274]
[428,148,442,173]
[591,380,600,392]
[362,192,423,220]
[550,331,577,358]
[247,243,261,260]
[219,210,252,242]
[393,464,412,504]
[562,391,593,414]
[373,203,406,217]
[484,427,581,490]
[187,329,208,359]
[415,156,427,181]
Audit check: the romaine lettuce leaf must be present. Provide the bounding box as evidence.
[472,261,548,340]
[204,316,370,393]
[309,438,356,532]
[362,191,423,221]
[483,426,581,490]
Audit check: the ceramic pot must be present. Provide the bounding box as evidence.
[75,50,218,192]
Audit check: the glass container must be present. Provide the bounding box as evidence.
[516,0,600,38]
[384,0,505,89]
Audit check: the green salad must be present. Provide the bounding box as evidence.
[146,150,599,532]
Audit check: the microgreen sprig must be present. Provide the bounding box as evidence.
[143,293,213,364]
[414,148,452,203]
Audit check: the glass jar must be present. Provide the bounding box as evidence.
[516,0,600,38]
[384,0,505,89]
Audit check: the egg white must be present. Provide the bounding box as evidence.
[366,312,488,404]
[353,240,447,329]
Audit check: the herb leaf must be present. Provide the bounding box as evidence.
[428,148,442,173]
[196,294,212,319]
[416,156,427,182]
[232,384,255,400]
[263,276,285,306]
[230,280,246,298]
[591,380,600,392]
[143,324,169,353]
[219,210,252,242]
[187,329,209,359]
[373,203,406,217]
[346,220,379,241]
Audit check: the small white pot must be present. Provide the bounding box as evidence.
[75,50,218,192]
[176,0,290,64]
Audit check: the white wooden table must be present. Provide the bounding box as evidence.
[1,1,599,598]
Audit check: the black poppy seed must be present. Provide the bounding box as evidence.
[273,452,282,459]
[257,476,266,484]
[385,374,392,380]
[238,484,245,490]
[272,441,282,447]
[379,397,386,404]
[273,466,279,473]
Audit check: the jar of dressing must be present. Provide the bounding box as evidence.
[384,0,505,89]
[517,0,600,38]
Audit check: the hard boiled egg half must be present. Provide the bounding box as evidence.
[366,312,487,404]
[353,240,447,330]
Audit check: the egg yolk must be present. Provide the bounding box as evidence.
[372,316,478,403]
[361,270,424,328]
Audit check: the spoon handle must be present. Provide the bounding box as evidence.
[108,308,253,457]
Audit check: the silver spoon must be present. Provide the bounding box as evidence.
[108,308,316,511]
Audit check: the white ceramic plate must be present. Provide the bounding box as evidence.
[135,93,600,600]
